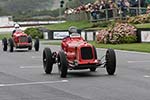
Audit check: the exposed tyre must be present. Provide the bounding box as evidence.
[2,37,7,51]
[90,67,96,72]
[105,49,116,75]
[34,37,39,51]
[93,46,97,59]
[58,51,68,78]
[28,36,32,50]
[89,46,97,72]
[8,38,14,52]
[43,48,53,74]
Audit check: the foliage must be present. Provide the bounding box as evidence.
[0,0,95,19]
[24,28,43,39]
[120,35,137,43]
[0,0,53,13]
[12,8,65,21]
[127,14,150,24]
[66,0,95,8]
[92,21,109,28]
[0,0,60,19]
[0,33,11,40]
[0,6,9,16]
[96,23,137,44]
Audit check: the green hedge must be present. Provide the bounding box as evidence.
[0,34,11,40]
[24,28,43,39]
[120,35,137,43]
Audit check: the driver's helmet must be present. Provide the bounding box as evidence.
[14,24,20,28]
[68,26,78,33]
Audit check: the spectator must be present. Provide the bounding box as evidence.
[64,0,148,20]
[91,8,98,20]
[129,0,138,16]
[118,0,129,18]
[108,0,117,18]
[146,4,150,13]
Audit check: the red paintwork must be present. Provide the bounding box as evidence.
[13,31,27,43]
[12,30,31,47]
[61,36,100,68]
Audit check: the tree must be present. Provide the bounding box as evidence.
[66,0,95,8]
[0,6,9,15]
[146,0,150,3]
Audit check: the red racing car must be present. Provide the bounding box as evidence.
[43,33,116,78]
[2,30,39,52]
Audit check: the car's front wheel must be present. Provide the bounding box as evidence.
[34,37,39,51]
[43,48,53,74]
[8,38,14,52]
[58,51,68,78]
[105,49,116,75]
[28,36,32,50]
[93,46,97,59]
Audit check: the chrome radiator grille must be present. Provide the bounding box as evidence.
[81,47,93,60]
[19,36,28,43]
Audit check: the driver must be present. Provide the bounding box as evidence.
[12,23,21,36]
[68,26,80,37]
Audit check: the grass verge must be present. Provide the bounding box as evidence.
[0,33,11,40]
[45,21,93,30]
[135,23,150,29]
[43,41,150,53]
[45,20,150,30]
[90,42,150,53]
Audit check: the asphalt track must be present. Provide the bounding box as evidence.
[0,41,150,100]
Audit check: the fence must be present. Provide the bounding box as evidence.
[40,28,150,43]
[39,29,97,41]
[66,7,148,21]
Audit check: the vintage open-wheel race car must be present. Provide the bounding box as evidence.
[43,34,116,78]
[2,30,39,52]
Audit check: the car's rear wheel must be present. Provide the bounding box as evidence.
[8,38,14,52]
[43,48,53,74]
[34,37,39,51]
[2,37,7,51]
[105,49,116,75]
[28,36,32,50]
[58,51,68,78]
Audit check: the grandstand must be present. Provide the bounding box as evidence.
[64,0,150,21]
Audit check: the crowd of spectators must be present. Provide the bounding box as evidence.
[64,0,150,20]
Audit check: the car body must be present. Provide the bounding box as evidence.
[61,36,101,69]
[43,35,116,78]
[12,31,32,48]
